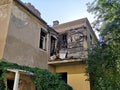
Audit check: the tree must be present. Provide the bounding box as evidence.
[87,0,120,90]
[87,0,120,35]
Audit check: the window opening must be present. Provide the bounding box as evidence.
[7,79,14,90]
[50,36,56,56]
[59,72,67,83]
[61,34,67,48]
[39,29,47,50]
[90,35,93,45]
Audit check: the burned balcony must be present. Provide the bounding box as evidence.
[49,28,87,62]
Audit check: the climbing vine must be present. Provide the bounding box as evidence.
[0,60,72,90]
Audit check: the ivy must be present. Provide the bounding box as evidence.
[0,60,72,90]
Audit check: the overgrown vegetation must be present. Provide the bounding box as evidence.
[0,60,72,90]
[87,0,120,90]
[87,36,120,90]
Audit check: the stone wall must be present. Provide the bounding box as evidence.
[50,18,97,60]
[50,26,88,59]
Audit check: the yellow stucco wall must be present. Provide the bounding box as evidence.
[49,64,90,90]
[0,0,12,59]
[68,73,90,90]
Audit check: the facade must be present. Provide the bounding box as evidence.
[0,0,48,69]
[0,0,49,90]
[48,18,98,90]
[0,0,98,90]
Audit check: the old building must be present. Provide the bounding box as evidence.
[0,0,49,90]
[48,18,98,90]
[0,0,98,90]
[0,0,49,68]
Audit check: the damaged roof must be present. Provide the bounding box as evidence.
[52,18,87,32]
[14,0,47,25]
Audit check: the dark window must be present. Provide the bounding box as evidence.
[90,35,93,45]
[62,34,67,42]
[39,29,47,50]
[7,79,14,90]
[59,72,67,83]
[0,70,3,76]
[50,36,56,56]
[60,34,67,48]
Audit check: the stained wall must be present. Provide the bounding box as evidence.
[3,1,48,69]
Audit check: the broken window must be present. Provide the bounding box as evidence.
[39,28,47,50]
[7,79,14,90]
[60,34,67,49]
[90,35,93,45]
[58,72,67,83]
[50,36,57,56]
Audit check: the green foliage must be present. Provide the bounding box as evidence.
[87,0,120,90]
[0,60,72,90]
[87,31,120,90]
[0,80,5,90]
[87,0,120,35]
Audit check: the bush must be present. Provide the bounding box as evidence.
[0,60,72,90]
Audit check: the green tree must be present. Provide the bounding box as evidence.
[87,0,120,90]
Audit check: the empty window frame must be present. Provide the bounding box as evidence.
[90,34,94,45]
[7,79,14,90]
[39,28,47,50]
[50,36,57,56]
[60,34,67,49]
[59,72,67,83]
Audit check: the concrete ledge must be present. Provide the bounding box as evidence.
[48,58,86,66]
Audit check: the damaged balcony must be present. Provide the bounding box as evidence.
[48,27,87,65]
[48,47,87,65]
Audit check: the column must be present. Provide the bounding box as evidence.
[13,71,20,90]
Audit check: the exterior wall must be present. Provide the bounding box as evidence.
[0,0,12,59]
[3,1,48,69]
[68,73,90,90]
[49,64,90,90]
[66,27,88,59]
[48,18,97,90]
[50,18,97,60]
[85,19,98,48]
[48,27,58,58]
[48,65,56,73]
[52,18,94,60]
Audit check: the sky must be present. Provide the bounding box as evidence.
[21,0,95,26]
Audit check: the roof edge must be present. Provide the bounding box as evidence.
[14,0,47,25]
[53,17,87,27]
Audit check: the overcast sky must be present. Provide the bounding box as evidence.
[21,0,95,26]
